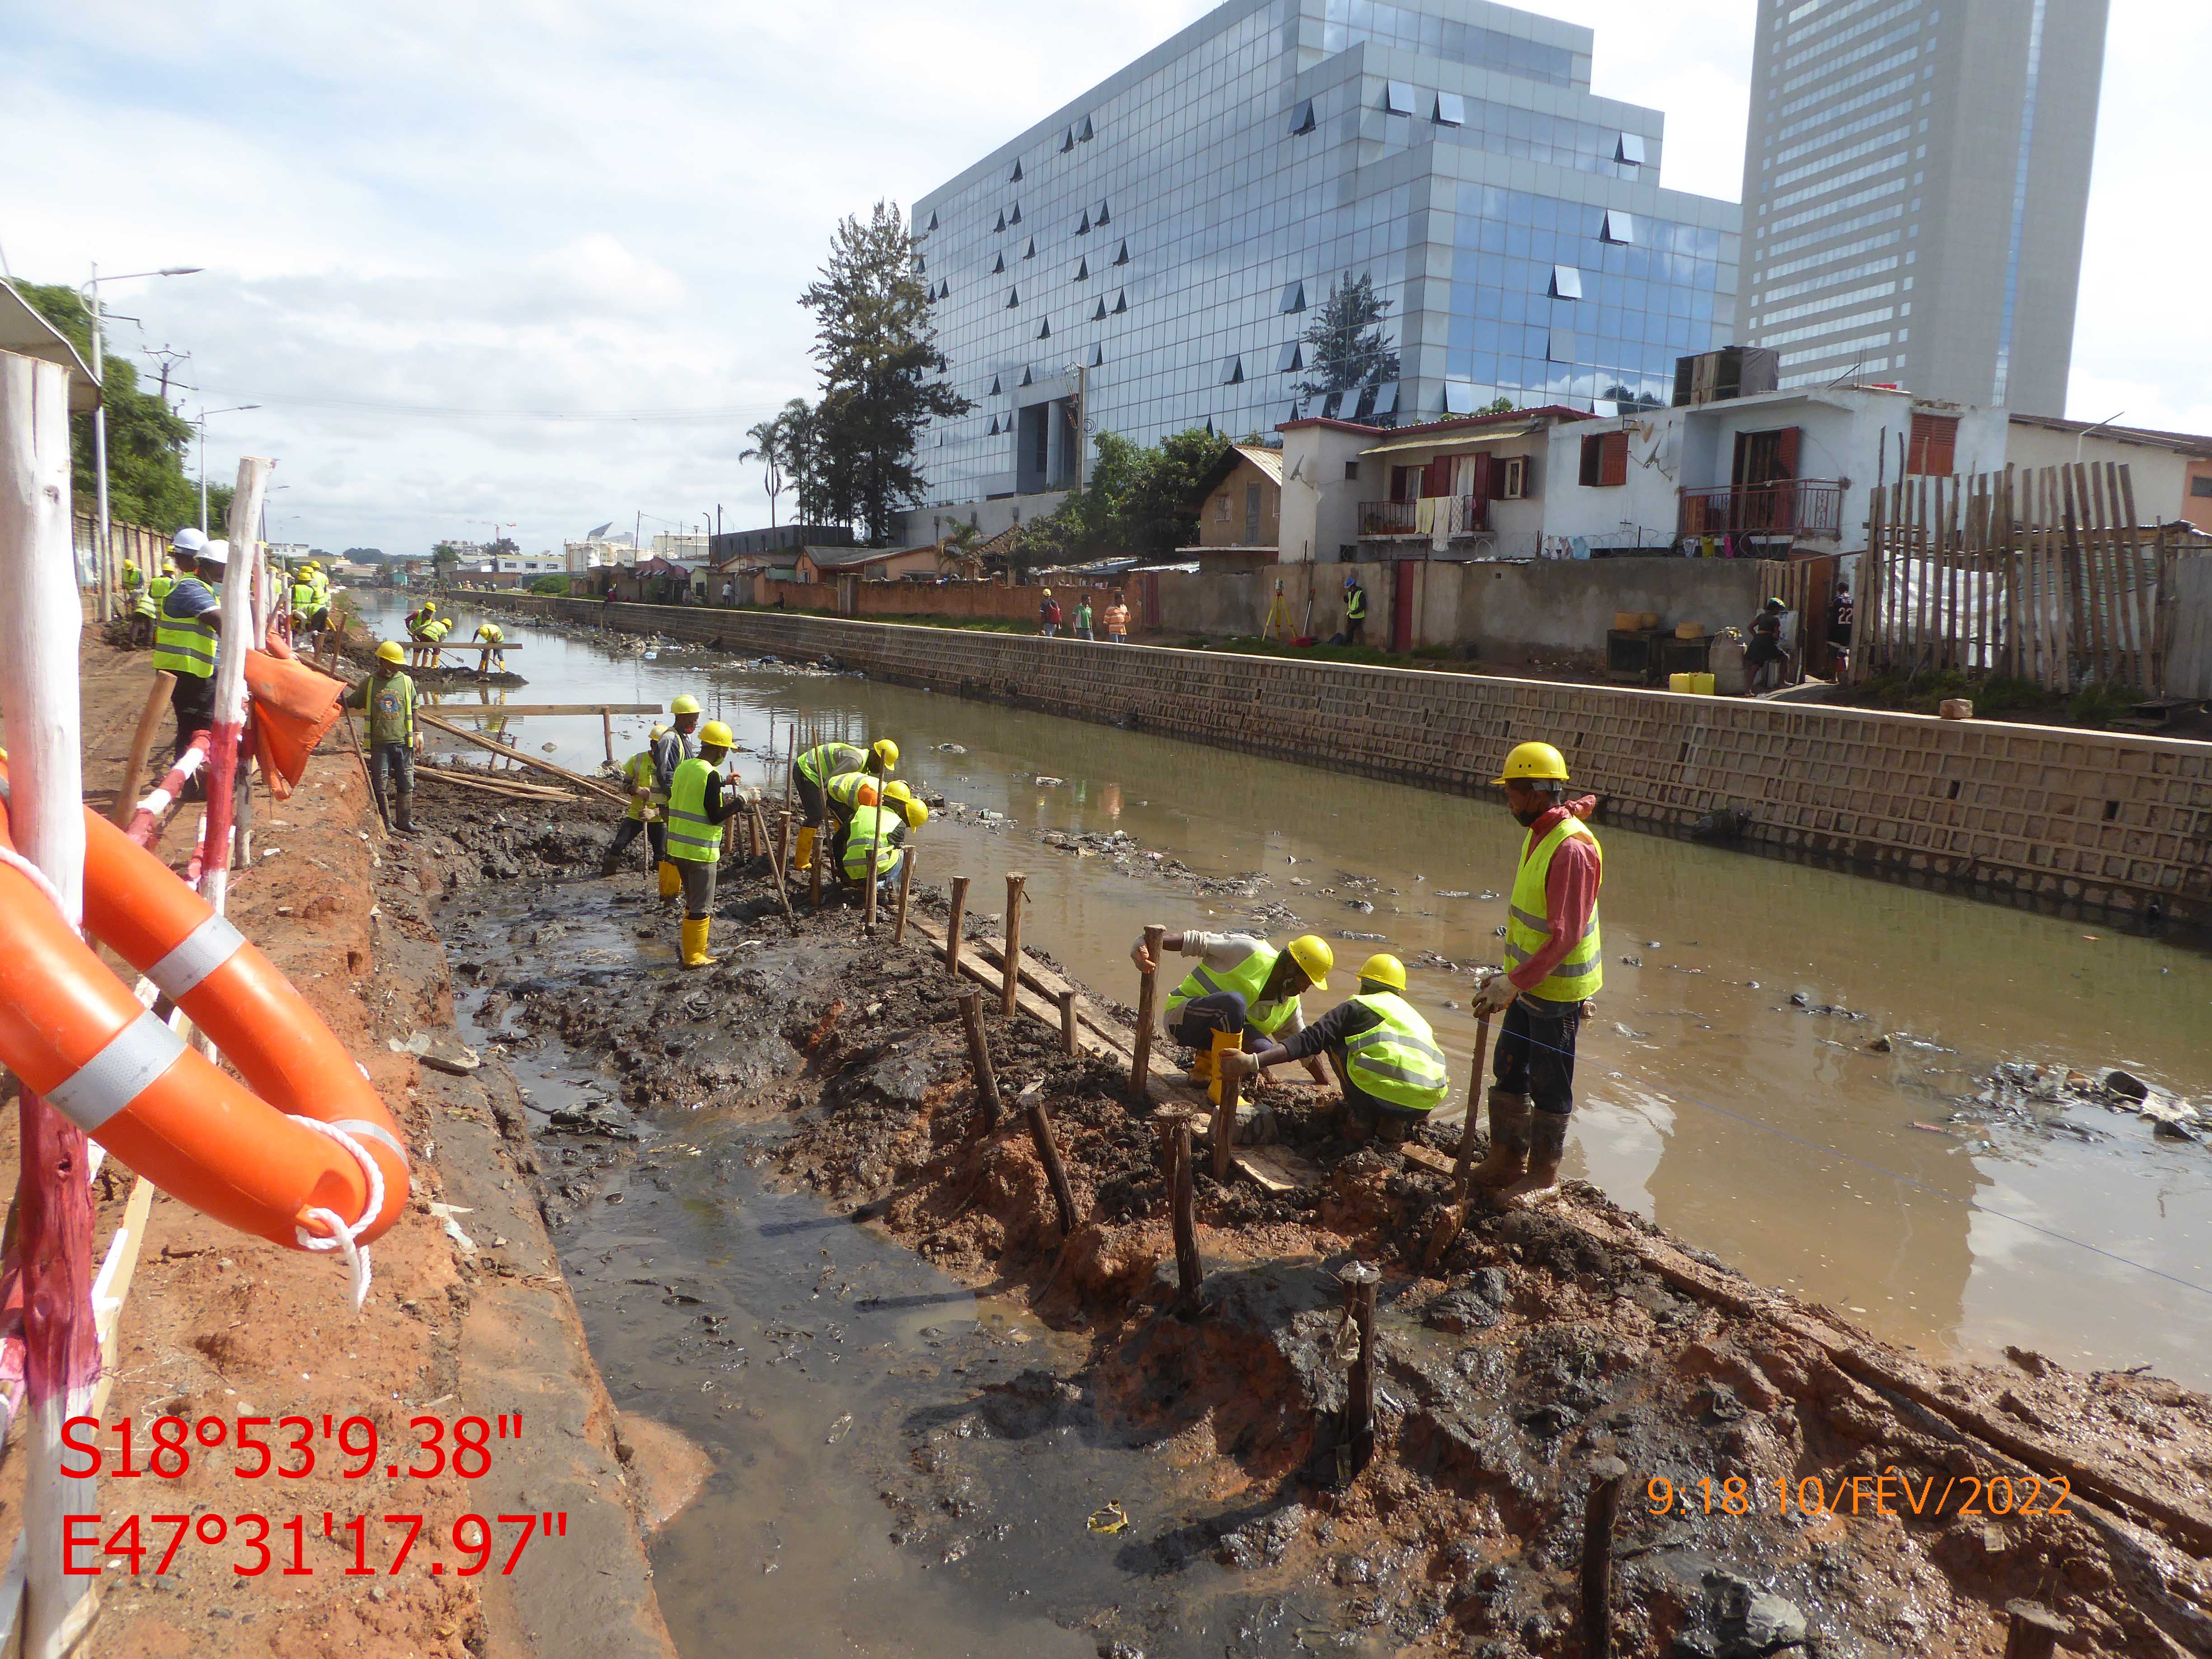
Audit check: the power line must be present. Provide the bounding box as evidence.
[192,385,789,423]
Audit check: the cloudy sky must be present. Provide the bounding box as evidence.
[3,1,2197,557]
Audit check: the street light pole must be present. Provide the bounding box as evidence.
[197,404,259,532]
[80,263,203,619]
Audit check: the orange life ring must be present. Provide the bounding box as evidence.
[0,763,408,1281]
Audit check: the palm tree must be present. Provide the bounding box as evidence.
[940,518,984,580]
[741,415,787,526]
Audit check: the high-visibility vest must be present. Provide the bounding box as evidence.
[1341,992,1450,1113]
[291,581,316,616]
[152,580,219,679]
[840,804,901,880]
[1163,942,1301,1036]
[824,771,879,817]
[1503,817,1603,1003]
[477,623,503,644]
[665,758,722,862]
[622,747,659,821]
[796,741,865,785]
[121,564,143,592]
[136,572,167,619]
[1345,584,1368,621]
[364,672,416,747]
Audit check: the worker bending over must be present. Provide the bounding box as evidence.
[1131,929,1334,1090]
[647,695,703,899]
[474,619,505,679]
[1222,953,1449,1144]
[790,737,898,874]
[840,795,928,898]
[153,535,225,772]
[1468,741,1603,1209]
[342,642,422,831]
[119,557,146,645]
[600,723,670,878]
[137,552,177,648]
[404,600,437,667]
[666,720,745,967]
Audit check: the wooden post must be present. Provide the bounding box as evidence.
[1161,1114,1202,1307]
[810,825,825,910]
[602,708,614,766]
[1211,1038,1242,1182]
[1341,1261,1380,1475]
[892,846,915,946]
[1,346,101,1653]
[2001,1602,2072,1659]
[1002,871,1026,1017]
[1018,1083,1079,1240]
[750,800,794,923]
[199,456,273,917]
[776,810,792,883]
[1130,923,1166,1107]
[109,669,175,826]
[945,876,970,975]
[957,985,1001,1134]
[863,843,879,933]
[1057,988,1078,1056]
[1580,1457,1626,1659]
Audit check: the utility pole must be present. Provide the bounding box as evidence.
[80,263,203,618]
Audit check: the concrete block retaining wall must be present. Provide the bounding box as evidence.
[473,593,2212,925]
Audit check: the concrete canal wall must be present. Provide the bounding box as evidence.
[466,593,2212,924]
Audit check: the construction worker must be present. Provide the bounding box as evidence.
[1467,741,1603,1209]
[666,720,745,966]
[1222,953,1449,1144]
[153,538,225,767]
[791,737,897,874]
[132,557,169,647]
[827,777,909,875]
[404,599,435,667]
[119,556,145,642]
[341,642,422,831]
[1130,929,1334,1091]
[1341,573,1368,647]
[600,724,670,877]
[473,619,506,679]
[289,565,319,646]
[840,795,927,897]
[649,696,704,899]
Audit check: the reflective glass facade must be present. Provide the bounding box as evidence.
[912,0,1738,511]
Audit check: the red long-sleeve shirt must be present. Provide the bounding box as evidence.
[1507,796,1601,996]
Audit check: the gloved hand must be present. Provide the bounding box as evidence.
[1472,971,1519,1017]
[1219,1049,1257,1082]
[1130,937,1158,974]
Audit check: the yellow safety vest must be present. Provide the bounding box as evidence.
[1503,817,1603,1003]
[152,581,219,679]
[137,572,168,619]
[1341,991,1450,1113]
[623,748,660,821]
[840,804,902,880]
[477,623,503,644]
[364,671,415,747]
[1163,943,1302,1036]
[796,742,866,785]
[665,757,722,862]
[824,771,879,817]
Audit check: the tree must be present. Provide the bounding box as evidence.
[14,280,210,532]
[431,542,463,579]
[938,519,985,579]
[1010,425,1231,566]
[1292,275,1401,414]
[778,399,831,528]
[740,415,787,526]
[486,536,520,559]
[1481,395,1517,416]
[799,202,972,543]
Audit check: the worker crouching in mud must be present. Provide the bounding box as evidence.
[791,737,899,876]
[1221,952,1450,1144]
[838,793,928,900]
[1132,929,1336,1090]
[665,720,747,967]
[1467,740,1603,1209]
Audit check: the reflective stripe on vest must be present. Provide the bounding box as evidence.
[623,750,660,820]
[1341,992,1450,1112]
[1501,817,1603,1003]
[1163,942,1298,1036]
[1345,586,1367,620]
[825,772,878,815]
[665,758,721,861]
[152,582,218,677]
[840,805,900,879]
[797,742,865,785]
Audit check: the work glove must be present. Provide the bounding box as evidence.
[1130,936,1159,974]
[1472,972,1519,1017]
[1219,1050,1257,1082]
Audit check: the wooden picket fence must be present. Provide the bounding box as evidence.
[1851,462,2174,694]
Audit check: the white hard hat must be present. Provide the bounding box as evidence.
[197,538,230,567]
[173,527,208,555]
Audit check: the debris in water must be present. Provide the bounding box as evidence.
[1086,1502,1129,1535]
[825,1412,853,1444]
[2103,1068,2150,1102]
[935,743,966,754]
[1032,775,1064,787]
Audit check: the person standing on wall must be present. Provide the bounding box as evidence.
[1467,741,1603,1209]
[1341,572,1369,646]
[1103,591,1129,643]
[1039,587,1062,637]
[1827,578,1853,676]
[1075,593,1094,641]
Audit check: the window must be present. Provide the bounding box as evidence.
[1276,341,1303,372]
[1369,382,1399,418]
[1094,200,1110,226]
[1434,91,1466,126]
[1022,238,1036,259]
[987,375,1002,397]
[1279,281,1306,313]
[1732,427,1800,486]
[1383,81,1415,115]
[924,211,937,231]
[1290,99,1317,135]
[1077,115,1093,141]
[1036,319,1051,340]
[1091,298,1107,321]
[1579,431,1629,487]
[1215,493,1230,522]
[1498,455,1529,500]
[1602,210,1636,244]
[1222,356,1244,385]
[1006,286,1020,307]
[1112,241,1130,266]
[1344,460,1361,481]
[1443,382,1476,415]
[1547,325,1577,363]
[1076,209,1091,234]
[991,252,1005,273]
[914,254,926,273]
[1073,257,1088,281]
[1060,127,1075,153]
[1082,343,1103,368]
[2193,476,2212,499]
[1111,290,1127,313]
[1018,366,1034,386]
[993,211,1006,234]
[1008,203,1022,225]
[1550,264,1583,300]
[1906,412,1958,476]
[1617,133,1646,166]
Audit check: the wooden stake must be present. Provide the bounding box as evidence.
[810,827,824,910]
[199,455,273,918]
[1018,1083,1079,1240]
[1162,1114,1202,1306]
[1002,871,1026,1018]
[602,708,614,766]
[945,876,970,975]
[110,669,175,827]
[751,801,795,923]
[417,710,627,801]
[863,843,879,933]
[1057,988,1078,1056]
[892,846,915,946]
[958,985,1001,1134]
[1211,1038,1241,1182]
[1580,1457,1627,1659]
[775,810,792,885]
[1341,1261,1380,1476]
[1130,923,1166,1108]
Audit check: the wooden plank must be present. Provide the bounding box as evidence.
[417,709,629,802]
[422,702,660,718]
[415,767,576,802]
[1233,1144,1322,1195]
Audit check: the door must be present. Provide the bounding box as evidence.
[1391,562,1417,653]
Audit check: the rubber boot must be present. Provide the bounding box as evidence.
[1205,1027,1242,1106]
[599,842,622,878]
[371,785,390,829]
[795,825,817,873]
[1184,1036,1217,1090]
[1499,1108,1568,1210]
[1467,1090,1533,1190]
[656,860,681,900]
[680,917,718,968]
[394,791,417,834]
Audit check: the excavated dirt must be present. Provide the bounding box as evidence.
[405,770,2212,1659]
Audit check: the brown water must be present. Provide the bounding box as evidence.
[374,595,2212,1389]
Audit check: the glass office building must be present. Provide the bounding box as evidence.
[909,0,1739,521]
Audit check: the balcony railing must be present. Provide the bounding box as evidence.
[1677,480,1843,540]
[1358,496,1492,538]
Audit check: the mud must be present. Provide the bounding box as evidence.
[406,770,2212,1659]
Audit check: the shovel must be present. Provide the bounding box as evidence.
[1421,1009,1494,1271]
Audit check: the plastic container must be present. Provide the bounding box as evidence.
[1694,672,1716,696]
[1669,672,1692,693]
[1638,611,1660,631]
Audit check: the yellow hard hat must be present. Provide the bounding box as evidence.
[670,694,702,716]
[1042,587,1052,596]
[1357,953,1407,993]
[424,600,436,610]
[902,798,929,830]
[1284,934,1333,991]
[881,780,914,805]
[376,640,405,664]
[871,738,899,771]
[699,720,734,747]
[1494,741,1569,786]
[648,723,667,740]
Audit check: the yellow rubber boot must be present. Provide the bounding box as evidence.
[656,860,681,900]
[680,918,718,968]
[1207,1027,1242,1106]
[794,825,817,872]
